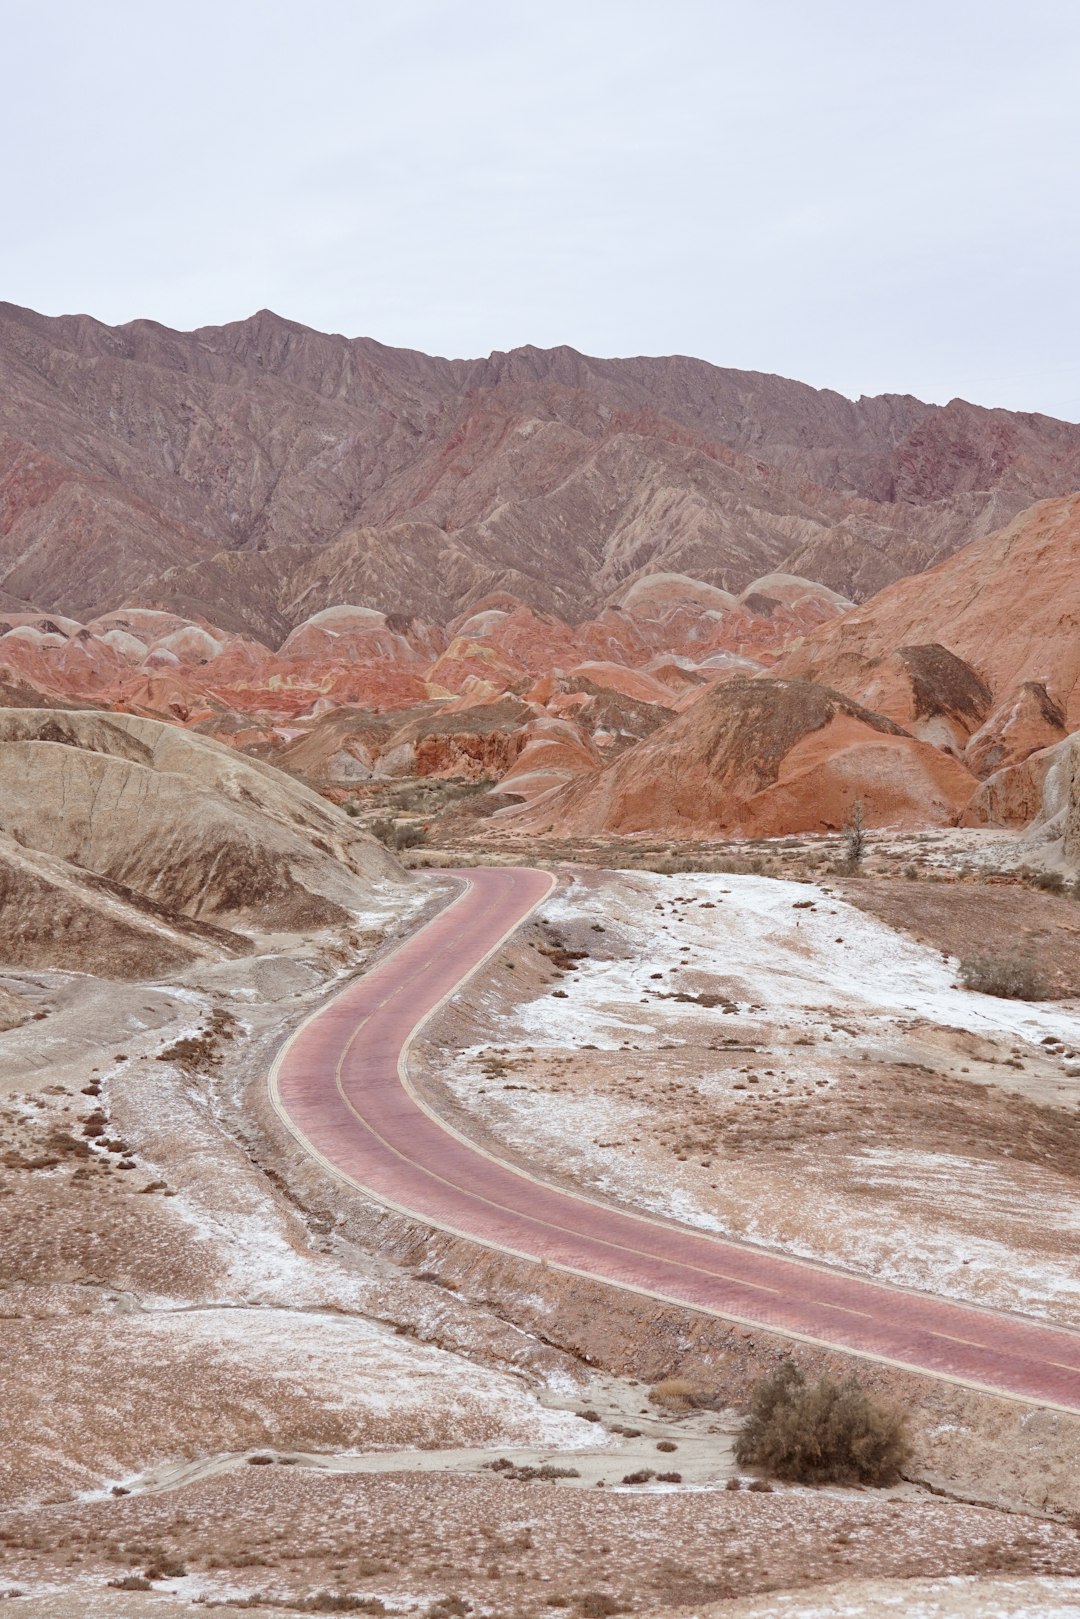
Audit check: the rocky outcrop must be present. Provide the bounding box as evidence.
[965,683,1068,778]
[778,494,1080,725]
[515,678,977,838]
[964,740,1067,830]
[0,830,250,977]
[821,643,993,756]
[1067,743,1080,865]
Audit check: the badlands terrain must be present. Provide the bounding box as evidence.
[2,310,1080,1617]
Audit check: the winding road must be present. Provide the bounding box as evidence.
[269,866,1080,1413]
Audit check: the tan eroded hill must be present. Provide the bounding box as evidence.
[778,494,1080,730]
[0,711,403,953]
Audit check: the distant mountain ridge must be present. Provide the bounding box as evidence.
[3,301,1080,640]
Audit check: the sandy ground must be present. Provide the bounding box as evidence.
[3,1467,1080,1615]
[709,1573,1080,1617]
[3,1574,1080,1619]
[431,868,1080,1328]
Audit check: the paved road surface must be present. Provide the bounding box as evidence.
[269,866,1080,1412]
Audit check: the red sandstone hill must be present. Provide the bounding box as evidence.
[777,493,1080,741]
[4,302,1080,639]
[0,576,847,806]
[510,678,977,838]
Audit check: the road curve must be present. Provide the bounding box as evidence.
[269,865,1080,1413]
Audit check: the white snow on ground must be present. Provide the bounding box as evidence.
[446,1054,1080,1321]
[538,872,1080,1046]
[444,873,1080,1322]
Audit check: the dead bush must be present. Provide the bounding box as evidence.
[648,1377,716,1410]
[145,1557,187,1580]
[844,799,866,866]
[958,952,1049,1000]
[734,1361,910,1485]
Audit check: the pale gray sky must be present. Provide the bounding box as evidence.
[4,0,1079,415]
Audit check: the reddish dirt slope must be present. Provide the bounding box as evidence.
[778,494,1080,729]
[513,679,977,837]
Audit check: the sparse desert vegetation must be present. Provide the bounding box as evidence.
[958,952,1049,1000]
[734,1362,911,1486]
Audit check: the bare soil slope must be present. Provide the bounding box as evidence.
[0,709,402,946]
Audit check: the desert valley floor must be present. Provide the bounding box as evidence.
[3,823,1080,1619]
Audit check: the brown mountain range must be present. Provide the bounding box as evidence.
[5,302,1080,642]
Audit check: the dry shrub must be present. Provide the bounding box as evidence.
[576,1597,623,1618]
[959,952,1048,1000]
[734,1361,910,1485]
[648,1377,699,1409]
[208,1598,386,1614]
[371,818,427,851]
[648,1376,719,1410]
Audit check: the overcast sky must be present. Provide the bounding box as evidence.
[4,0,1079,415]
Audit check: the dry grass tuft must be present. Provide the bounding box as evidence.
[648,1377,717,1410]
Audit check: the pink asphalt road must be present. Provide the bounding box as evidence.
[269,865,1080,1412]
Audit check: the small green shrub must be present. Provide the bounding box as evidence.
[734,1361,910,1485]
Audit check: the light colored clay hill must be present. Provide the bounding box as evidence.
[5,301,1080,634]
[512,678,977,837]
[0,829,250,978]
[0,710,402,940]
[778,493,1080,730]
